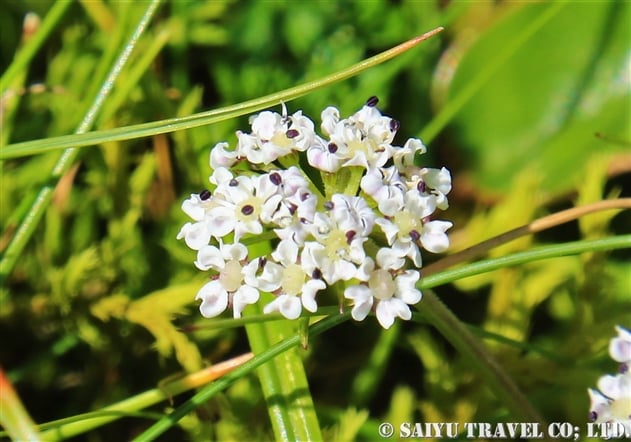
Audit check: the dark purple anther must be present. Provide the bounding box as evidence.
[345,230,356,244]
[241,205,254,216]
[286,129,299,139]
[588,411,597,422]
[410,230,420,242]
[288,203,298,215]
[328,142,338,153]
[269,172,282,185]
[229,178,239,187]
[324,201,334,210]
[620,363,629,374]
[390,119,400,132]
[366,96,379,107]
[259,257,267,268]
[199,189,211,200]
[417,180,427,193]
[312,268,322,279]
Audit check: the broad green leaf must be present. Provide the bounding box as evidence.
[440,2,630,194]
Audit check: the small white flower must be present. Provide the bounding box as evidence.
[306,136,347,172]
[330,194,376,236]
[344,255,422,329]
[209,169,284,241]
[193,242,259,318]
[235,106,316,165]
[301,211,368,284]
[250,240,326,319]
[588,326,631,436]
[392,138,427,170]
[406,167,452,211]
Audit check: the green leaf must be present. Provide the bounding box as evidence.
[438,2,630,194]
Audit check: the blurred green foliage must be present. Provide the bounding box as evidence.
[1,1,629,440]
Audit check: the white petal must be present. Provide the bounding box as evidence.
[196,281,228,318]
[210,142,238,169]
[221,242,248,261]
[207,206,237,238]
[232,284,260,318]
[355,257,375,282]
[376,298,411,329]
[598,373,631,400]
[421,220,452,253]
[395,271,422,305]
[610,326,631,363]
[194,245,225,271]
[344,285,373,321]
[179,222,212,250]
[375,218,398,245]
[376,247,405,271]
[321,106,340,136]
[181,194,206,221]
[301,279,325,312]
[264,294,302,320]
[272,239,299,266]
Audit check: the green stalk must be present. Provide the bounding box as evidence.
[0,0,162,285]
[245,303,322,442]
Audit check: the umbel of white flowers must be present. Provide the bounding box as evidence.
[177,97,452,329]
[588,326,631,435]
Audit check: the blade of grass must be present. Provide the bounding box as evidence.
[133,313,350,442]
[420,288,546,424]
[422,198,631,276]
[0,0,162,285]
[420,234,631,290]
[0,27,444,160]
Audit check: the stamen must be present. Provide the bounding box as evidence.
[199,189,211,200]
[328,142,338,153]
[410,230,420,241]
[390,119,400,132]
[366,96,379,107]
[346,230,356,244]
[312,268,322,279]
[241,205,254,215]
[229,178,239,187]
[324,201,334,210]
[417,180,426,193]
[286,129,299,139]
[269,172,282,185]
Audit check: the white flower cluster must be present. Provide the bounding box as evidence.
[177,97,452,329]
[588,325,631,436]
